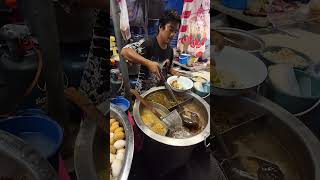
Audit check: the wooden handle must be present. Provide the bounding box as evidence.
[64,87,106,132]
[130,89,163,118]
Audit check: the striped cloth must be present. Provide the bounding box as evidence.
[177,0,210,57]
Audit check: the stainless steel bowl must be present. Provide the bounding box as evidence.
[212,94,320,179]
[74,105,109,180]
[133,86,210,146]
[214,27,265,53]
[74,103,134,180]
[0,130,58,180]
[132,86,210,176]
[110,103,134,180]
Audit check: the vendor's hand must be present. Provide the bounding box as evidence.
[163,59,171,69]
[171,68,181,77]
[147,61,162,80]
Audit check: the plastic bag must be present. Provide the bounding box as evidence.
[127,0,145,26]
[118,0,131,40]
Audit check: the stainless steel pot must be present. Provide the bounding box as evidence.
[211,45,268,96]
[74,103,109,180]
[212,94,320,179]
[74,103,134,180]
[110,103,134,180]
[0,130,58,180]
[213,27,265,54]
[132,86,210,176]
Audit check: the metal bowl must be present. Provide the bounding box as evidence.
[133,86,210,146]
[110,103,134,180]
[0,130,58,180]
[74,106,108,180]
[74,103,134,180]
[212,94,320,179]
[213,27,265,53]
[211,46,268,96]
[132,86,210,176]
[261,46,312,69]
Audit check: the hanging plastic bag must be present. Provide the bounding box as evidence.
[118,0,131,40]
[127,0,145,27]
[177,0,210,57]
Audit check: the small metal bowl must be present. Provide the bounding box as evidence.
[261,46,312,70]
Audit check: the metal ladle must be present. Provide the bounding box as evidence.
[160,74,200,131]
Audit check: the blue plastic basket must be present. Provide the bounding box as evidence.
[111,96,130,112]
[179,54,191,65]
[0,113,63,169]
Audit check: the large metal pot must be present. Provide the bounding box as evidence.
[0,129,58,180]
[110,103,134,180]
[212,94,320,179]
[74,103,134,180]
[74,108,108,180]
[132,86,210,176]
[213,27,265,54]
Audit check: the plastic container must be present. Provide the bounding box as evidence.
[179,54,191,65]
[222,0,247,10]
[267,69,320,114]
[193,82,210,98]
[111,96,130,112]
[0,114,63,169]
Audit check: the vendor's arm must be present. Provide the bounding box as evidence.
[121,40,162,79]
[121,48,154,68]
[170,68,181,76]
[167,49,181,76]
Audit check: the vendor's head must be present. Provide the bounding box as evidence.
[158,10,180,44]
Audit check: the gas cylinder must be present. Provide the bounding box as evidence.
[0,24,88,111]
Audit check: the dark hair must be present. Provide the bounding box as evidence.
[159,10,181,29]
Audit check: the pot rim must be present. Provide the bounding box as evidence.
[133,86,210,147]
[213,27,266,53]
[110,104,134,180]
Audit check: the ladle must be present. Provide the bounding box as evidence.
[130,89,163,119]
[130,89,182,131]
[160,73,200,130]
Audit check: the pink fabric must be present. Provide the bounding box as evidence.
[59,155,71,180]
[128,111,143,152]
[177,0,210,56]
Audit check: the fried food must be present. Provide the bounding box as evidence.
[171,80,184,89]
[141,108,168,136]
[110,118,127,180]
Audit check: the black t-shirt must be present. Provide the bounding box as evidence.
[124,36,173,92]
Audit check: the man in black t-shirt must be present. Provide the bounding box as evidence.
[121,10,181,93]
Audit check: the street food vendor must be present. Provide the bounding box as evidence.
[121,10,181,93]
